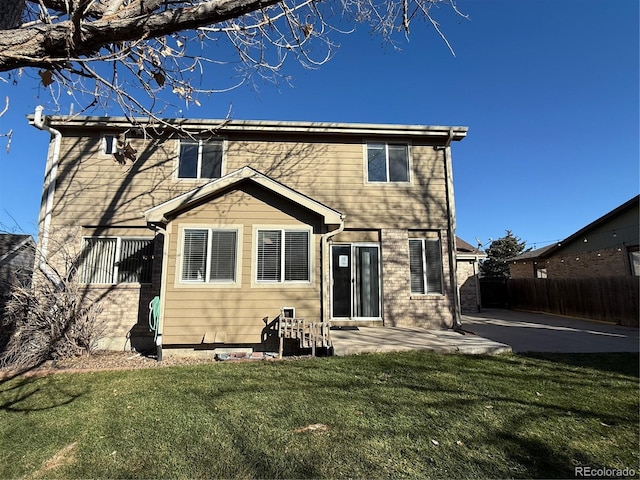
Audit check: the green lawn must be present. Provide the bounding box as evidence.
[1,352,638,479]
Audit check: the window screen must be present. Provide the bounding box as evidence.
[81,237,153,284]
[181,228,237,283]
[367,143,409,182]
[284,231,309,281]
[409,237,443,294]
[178,140,223,179]
[257,230,281,282]
[182,229,208,281]
[209,230,237,282]
[257,229,310,283]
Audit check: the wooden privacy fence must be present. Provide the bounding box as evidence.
[480,277,509,308]
[508,277,639,327]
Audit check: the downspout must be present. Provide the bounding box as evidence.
[32,106,63,288]
[150,222,169,362]
[321,216,346,346]
[473,256,482,313]
[442,129,462,329]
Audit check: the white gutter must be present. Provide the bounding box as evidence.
[33,105,63,288]
[38,115,469,140]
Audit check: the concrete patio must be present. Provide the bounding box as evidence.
[329,326,512,356]
[329,309,640,356]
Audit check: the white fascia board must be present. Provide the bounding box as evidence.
[456,253,487,261]
[34,116,468,141]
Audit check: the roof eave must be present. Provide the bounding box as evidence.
[28,115,468,140]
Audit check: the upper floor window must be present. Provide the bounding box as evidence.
[257,229,310,283]
[409,237,443,294]
[102,134,118,155]
[178,140,223,179]
[80,237,153,284]
[367,143,410,183]
[181,228,238,283]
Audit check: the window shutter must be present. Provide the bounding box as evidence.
[201,141,223,178]
[409,239,425,294]
[257,230,281,281]
[118,239,153,283]
[424,238,443,294]
[284,231,309,281]
[182,229,208,281]
[209,230,236,282]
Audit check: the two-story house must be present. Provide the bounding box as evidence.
[30,110,468,356]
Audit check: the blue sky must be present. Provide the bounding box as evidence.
[0,0,638,251]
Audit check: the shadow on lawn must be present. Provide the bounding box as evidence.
[521,352,639,378]
[0,373,84,412]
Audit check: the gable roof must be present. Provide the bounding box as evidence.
[145,166,345,226]
[0,234,35,265]
[510,195,640,261]
[456,237,486,258]
[509,244,554,261]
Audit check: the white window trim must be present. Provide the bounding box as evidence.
[175,138,226,180]
[363,141,412,184]
[80,236,153,285]
[175,224,243,288]
[251,225,314,287]
[101,134,120,155]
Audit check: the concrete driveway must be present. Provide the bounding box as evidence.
[461,309,639,353]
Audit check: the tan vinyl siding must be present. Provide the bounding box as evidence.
[224,137,448,229]
[50,135,183,226]
[50,132,448,231]
[161,187,322,345]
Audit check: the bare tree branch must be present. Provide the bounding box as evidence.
[0,0,467,122]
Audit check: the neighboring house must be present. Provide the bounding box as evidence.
[0,233,36,312]
[456,237,486,313]
[30,113,468,355]
[509,195,640,279]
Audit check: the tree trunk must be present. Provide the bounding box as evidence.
[0,0,282,72]
[0,0,25,30]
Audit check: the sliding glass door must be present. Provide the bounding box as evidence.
[331,244,381,319]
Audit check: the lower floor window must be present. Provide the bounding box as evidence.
[181,228,237,283]
[257,229,310,282]
[409,237,443,294]
[80,237,153,284]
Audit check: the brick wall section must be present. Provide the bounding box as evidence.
[381,229,454,328]
[510,247,631,279]
[457,260,480,313]
[34,226,162,351]
[510,262,534,279]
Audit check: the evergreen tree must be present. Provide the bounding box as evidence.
[480,230,527,278]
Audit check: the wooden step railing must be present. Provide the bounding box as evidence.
[278,312,331,358]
